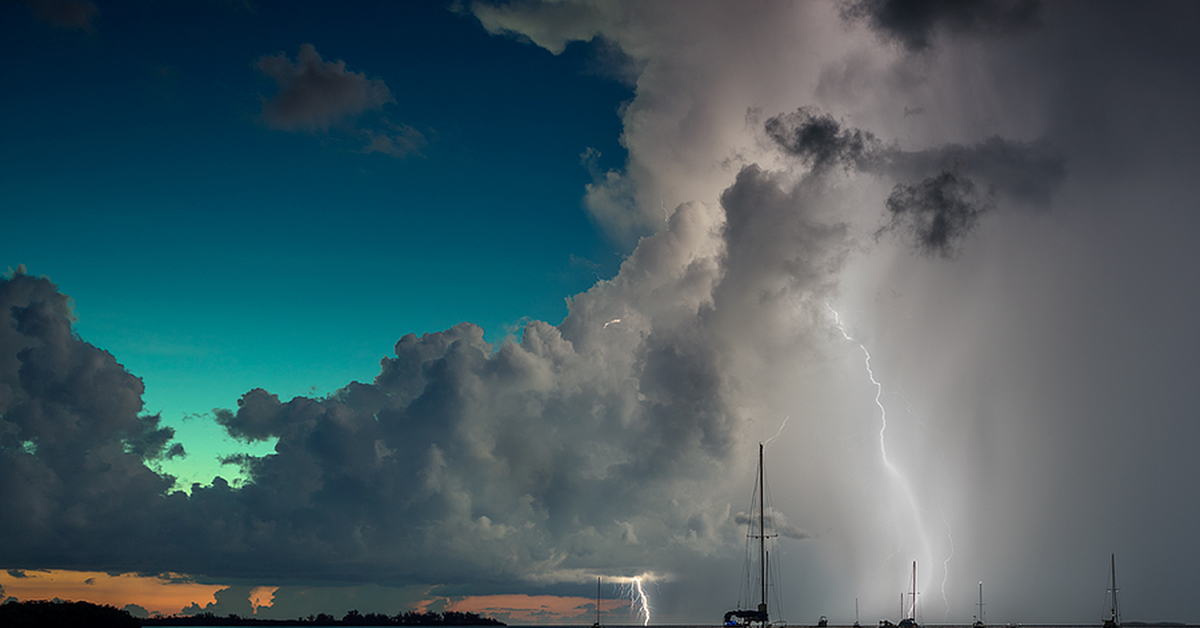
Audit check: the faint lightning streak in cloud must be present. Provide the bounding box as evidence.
[825,303,933,587]
[763,415,791,449]
[940,504,954,615]
[902,394,956,615]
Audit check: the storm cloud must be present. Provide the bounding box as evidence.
[7,0,1200,622]
[841,0,1043,52]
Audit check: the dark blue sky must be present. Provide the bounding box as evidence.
[3,0,632,483]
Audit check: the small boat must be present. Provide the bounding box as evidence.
[723,444,780,627]
[818,616,828,627]
[1102,555,1120,628]
[972,581,985,628]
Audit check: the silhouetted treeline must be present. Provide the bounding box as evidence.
[0,599,140,627]
[142,609,505,626]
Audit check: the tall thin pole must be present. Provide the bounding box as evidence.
[1110,554,1119,625]
[977,581,984,625]
[911,562,917,620]
[759,443,766,611]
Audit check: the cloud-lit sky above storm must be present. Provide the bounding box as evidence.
[4,0,1200,623]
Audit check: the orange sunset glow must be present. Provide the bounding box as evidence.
[0,570,224,617]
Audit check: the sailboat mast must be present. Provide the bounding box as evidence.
[979,581,985,624]
[1110,554,1119,625]
[759,443,766,611]
[597,576,601,627]
[911,561,917,620]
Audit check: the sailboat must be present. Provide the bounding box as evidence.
[592,576,603,628]
[723,444,778,627]
[972,581,985,628]
[897,562,920,628]
[1102,555,1120,628]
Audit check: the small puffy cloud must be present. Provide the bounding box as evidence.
[363,124,427,158]
[255,44,394,132]
[471,0,622,55]
[879,170,994,257]
[764,107,883,172]
[841,0,1042,52]
[733,508,812,541]
[24,0,99,32]
[123,604,150,619]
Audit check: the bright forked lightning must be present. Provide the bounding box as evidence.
[825,304,895,473]
[825,303,935,608]
[626,576,651,626]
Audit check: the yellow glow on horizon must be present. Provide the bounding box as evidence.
[0,569,224,617]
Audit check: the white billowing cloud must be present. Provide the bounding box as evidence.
[256,44,395,132]
[472,1,869,245]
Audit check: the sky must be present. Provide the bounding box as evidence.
[3,0,1200,624]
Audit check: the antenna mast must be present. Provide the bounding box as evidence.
[758,443,767,614]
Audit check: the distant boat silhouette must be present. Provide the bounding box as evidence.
[1103,555,1121,628]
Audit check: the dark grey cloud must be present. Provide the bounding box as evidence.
[879,170,994,257]
[0,270,181,571]
[733,509,812,541]
[256,44,394,132]
[890,136,1065,208]
[123,604,150,619]
[24,0,99,32]
[877,136,1064,257]
[762,108,1064,256]
[841,0,1042,52]
[764,108,883,172]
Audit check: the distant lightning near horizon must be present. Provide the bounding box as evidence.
[628,576,651,626]
[825,303,943,613]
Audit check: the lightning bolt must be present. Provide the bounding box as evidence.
[626,576,651,626]
[763,414,790,448]
[825,303,935,606]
